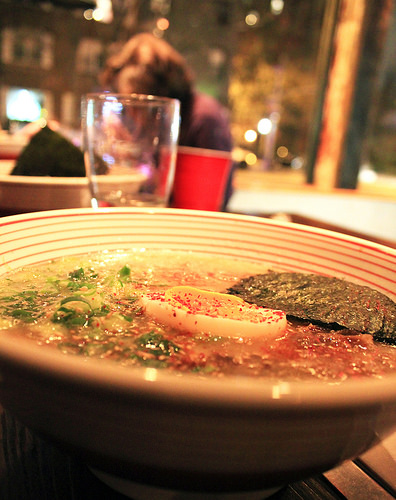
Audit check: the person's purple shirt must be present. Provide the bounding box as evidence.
[179,93,233,152]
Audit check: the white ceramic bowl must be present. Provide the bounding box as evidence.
[0,208,396,497]
[0,160,91,214]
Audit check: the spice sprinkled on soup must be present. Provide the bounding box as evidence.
[140,286,287,339]
[0,249,395,382]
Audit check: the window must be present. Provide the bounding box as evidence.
[229,0,396,198]
[357,2,396,195]
[6,87,44,123]
[1,27,54,69]
[76,38,104,75]
[229,1,328,176]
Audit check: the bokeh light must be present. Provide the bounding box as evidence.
[245,152,257,166]
[277,145,288,158]
[83,9,94,20]
[271,0,284,15]
[244,129,257,142]
[156,17,170,31]
[245,11,259,26]
[257,118,272,135]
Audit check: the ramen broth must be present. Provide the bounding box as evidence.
[1,249,395,382]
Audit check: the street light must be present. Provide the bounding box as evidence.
[244,129,257,143]
[258,113,280,170]
[257,118,272,135]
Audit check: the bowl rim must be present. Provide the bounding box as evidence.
[2,206,396,256]
[0,174,89,186]
[177,145,233,159]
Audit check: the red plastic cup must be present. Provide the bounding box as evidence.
[171,146,233,211]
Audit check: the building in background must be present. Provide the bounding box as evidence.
[1,0,121,130]
[0,0,236,131]
[1,0,396,188]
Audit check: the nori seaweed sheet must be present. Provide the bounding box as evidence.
[227,271,396,344]
[11,126,86,177]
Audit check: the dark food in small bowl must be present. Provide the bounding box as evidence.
[11,126,86,177]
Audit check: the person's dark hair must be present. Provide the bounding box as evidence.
[99,33,195,113]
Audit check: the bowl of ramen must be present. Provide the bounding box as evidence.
[0,207,395,498]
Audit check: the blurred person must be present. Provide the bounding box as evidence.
[99,33,234,209]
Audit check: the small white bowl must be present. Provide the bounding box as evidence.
[0,160,91,213]
[0,208,396,496]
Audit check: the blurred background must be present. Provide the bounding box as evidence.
[0,0,395,238]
